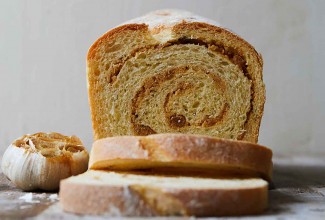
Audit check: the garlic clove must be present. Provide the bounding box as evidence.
[1,132,89,191]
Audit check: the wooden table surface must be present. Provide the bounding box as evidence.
[1,154,325,220]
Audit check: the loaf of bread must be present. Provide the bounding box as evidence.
[89,133,272,181]
[87,9,265,142]
[60,170,268,216]
[71,9,270,217]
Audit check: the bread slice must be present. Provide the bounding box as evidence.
[87,9,265,143]
[59,170,268,216]
[89,133,272,181]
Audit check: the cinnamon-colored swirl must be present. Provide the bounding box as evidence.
[87,10,265,143]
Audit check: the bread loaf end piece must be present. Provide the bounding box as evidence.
[87,9,265,142]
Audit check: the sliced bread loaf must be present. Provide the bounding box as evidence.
[89,133,273,181]
[87,9,265,142]
[60,170,268,216]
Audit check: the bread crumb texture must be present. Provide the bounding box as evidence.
[60,170,268,216]
[87,9,265,143]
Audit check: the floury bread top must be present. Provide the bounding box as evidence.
[89,134,273,181]
[87,9,265,143]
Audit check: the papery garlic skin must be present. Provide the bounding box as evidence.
[1,133,89,191]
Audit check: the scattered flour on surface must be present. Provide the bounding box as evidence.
[18,193,58,203]
[19,193,40,203]
[48,194,58,201]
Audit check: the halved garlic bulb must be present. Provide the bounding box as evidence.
[1,132,89,191]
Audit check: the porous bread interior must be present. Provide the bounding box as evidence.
[67,170,267,189]
[14,132,86,157]
[87,22,264,142]
[90,159,269,180]
[114,44,250,138]
[87,26,157,139]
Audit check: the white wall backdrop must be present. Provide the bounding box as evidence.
[0,0,324,155]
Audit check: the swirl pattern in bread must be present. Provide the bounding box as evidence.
[87,9,265,142]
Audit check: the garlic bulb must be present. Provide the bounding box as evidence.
[1,132,89,191]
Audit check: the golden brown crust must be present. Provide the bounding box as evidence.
[87,10,265,143]
[89,134,272,181]
[171,22,265,142]
[60,181,157,216]
[59,171,268,216]
[172,22,263,66]
[87,24,148,61]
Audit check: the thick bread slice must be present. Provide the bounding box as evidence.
[60,170,268,216]
[89,133,272,181]
[87,9,265,143]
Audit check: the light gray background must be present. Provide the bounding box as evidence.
[0,0,324,155]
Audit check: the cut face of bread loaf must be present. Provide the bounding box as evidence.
[87,9,265,142]
[60,170,268,216]
[89,133,273,181]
